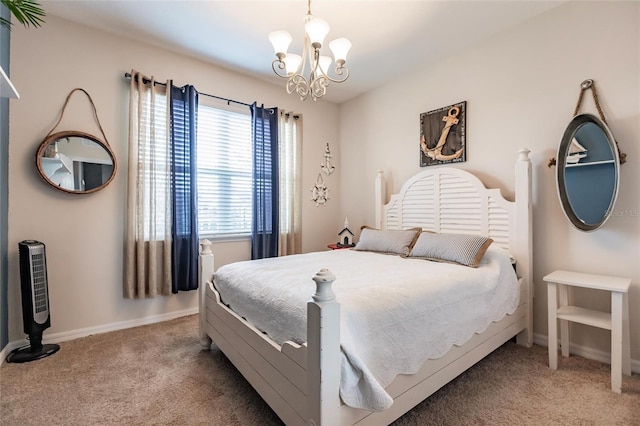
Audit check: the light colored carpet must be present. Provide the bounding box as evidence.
[1,315,638,425]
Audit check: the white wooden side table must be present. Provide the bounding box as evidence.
[544,270,631,393]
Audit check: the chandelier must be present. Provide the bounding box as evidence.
[269,0,352,101]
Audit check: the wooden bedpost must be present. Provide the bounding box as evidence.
[199,239,213,350]
[307,269,341,426]
[514,148,533,347]
[375,170,386,229]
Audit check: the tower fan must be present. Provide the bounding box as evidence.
[7,240,59,363]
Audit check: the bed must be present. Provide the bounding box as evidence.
[198,148,533,425]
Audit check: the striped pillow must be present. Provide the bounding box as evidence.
[408,232,493,267]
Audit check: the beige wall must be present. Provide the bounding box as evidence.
[8,15,341,340]
[339,1,640,360]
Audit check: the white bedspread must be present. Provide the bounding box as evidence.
[213,244,519,411]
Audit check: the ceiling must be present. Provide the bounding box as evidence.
[42,0,565,104]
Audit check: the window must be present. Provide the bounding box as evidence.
[196,100,252,238]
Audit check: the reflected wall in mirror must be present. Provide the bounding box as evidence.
[556,114,620,231]
[36,130,117,194]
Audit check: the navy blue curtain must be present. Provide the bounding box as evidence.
[170,84,199,293]
[251,103,279,260]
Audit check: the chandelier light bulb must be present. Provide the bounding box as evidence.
[269,30,293,57]
[304,18,330,47]
[329,37,352,64]
[284,53,302,75]
[318,55,332,76]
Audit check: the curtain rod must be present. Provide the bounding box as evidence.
[124,72,252,107]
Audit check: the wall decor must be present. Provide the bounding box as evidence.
[321,142,335,175]
[310,173,329,206]
[420,101,466,167]
[311,142,335,206]
[552,79,626,232]
[36,88,117,194]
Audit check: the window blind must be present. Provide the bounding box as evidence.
[196,102,252,238]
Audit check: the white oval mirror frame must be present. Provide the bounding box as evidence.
[35,130,117,194]
[556,113,620,231]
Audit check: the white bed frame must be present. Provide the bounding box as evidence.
[199,148,533,425]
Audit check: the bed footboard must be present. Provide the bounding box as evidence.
[198,241,342,425]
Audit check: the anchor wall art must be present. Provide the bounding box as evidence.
[310,143,335,206]
[419,101,467,167]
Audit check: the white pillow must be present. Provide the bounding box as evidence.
[353,227,421,256]
[408,232,493,268]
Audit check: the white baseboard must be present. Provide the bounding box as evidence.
[0,307,198,366]
[533,332,640,374]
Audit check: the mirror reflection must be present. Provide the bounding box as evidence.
[557,114,619,231]
[36,131,116,194]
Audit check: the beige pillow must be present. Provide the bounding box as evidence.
[408,232,493,268]
[353,226,421,256]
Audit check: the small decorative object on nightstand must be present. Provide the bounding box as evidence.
[336,217,355,248]
[544,270,631,393]
[327,243,350,250]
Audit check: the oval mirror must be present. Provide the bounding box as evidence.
[556,114,619,231]
[36,130,117,194]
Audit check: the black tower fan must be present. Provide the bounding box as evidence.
[7,240,59,363]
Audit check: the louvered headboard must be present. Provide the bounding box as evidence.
[374,149,532,290]
[383,168,516,250]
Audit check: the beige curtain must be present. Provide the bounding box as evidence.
[124,70,172,298]
[278,111,303,256]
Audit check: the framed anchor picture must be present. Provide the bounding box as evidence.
[420,101,467,167]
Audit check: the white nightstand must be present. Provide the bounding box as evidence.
[544,270,631,393]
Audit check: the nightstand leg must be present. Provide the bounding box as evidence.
[611,292,623,393]
[547,282,558,370]
[558,284,570,357]
[622,292,631,376]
